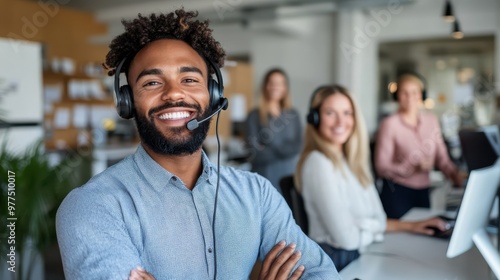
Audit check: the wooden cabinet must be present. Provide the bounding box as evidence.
[2,0,112,151]
[43,70,115,150]
[208,61,254,139]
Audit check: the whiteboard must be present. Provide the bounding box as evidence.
[0,38,43,123]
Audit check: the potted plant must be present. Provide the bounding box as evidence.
[0,140,76,280]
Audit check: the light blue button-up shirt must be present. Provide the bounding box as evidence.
[56,145,339,279]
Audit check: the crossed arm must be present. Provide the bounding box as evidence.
[128,241,305,280]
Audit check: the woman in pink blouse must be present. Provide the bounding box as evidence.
[375,74,464,219]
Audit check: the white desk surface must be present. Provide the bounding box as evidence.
[340,208,495,280]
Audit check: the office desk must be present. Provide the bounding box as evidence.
[340,208,495,280]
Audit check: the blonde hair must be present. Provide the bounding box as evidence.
[294,85,373,192]
[397,74,424,92]
[258,68,292,125]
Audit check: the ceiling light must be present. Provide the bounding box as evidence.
[388,82,397,93]
[443,0,455,22]
[452,20,464,39]
[424,98,435,109]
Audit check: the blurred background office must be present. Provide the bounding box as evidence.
[1,0,499,279]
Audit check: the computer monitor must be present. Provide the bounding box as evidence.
[459,125,500,171]
[447,159,500,279]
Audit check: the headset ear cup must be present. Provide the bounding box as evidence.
[208,77,222,112]
[205,58,227,113]
[117,85,134,119]
[306,109,320,128]
[113,57,135,119]
[208,78,215,110]
[313,110,319,127]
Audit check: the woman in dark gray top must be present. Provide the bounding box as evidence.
[245,68,303,192]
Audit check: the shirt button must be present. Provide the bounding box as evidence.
[172,177,178,182]
[208,248,213,253]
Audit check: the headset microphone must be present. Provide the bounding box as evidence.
[187,98,228,131]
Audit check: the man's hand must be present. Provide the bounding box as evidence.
[128,267,155,280]
[259,241,305,280]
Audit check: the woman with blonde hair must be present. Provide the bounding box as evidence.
[245,68,302,191]
[295,85,448,271]
[375,74,464,219]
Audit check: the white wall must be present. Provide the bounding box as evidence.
[213,14,337,121]
[212,24,252,57]
[334,9,379,134]
[250,14,336,121]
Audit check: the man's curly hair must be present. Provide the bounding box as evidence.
[104,8,226,76]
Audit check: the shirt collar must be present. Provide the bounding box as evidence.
[397,111,422,129]
[199,149,218,186]
[133,144,217,192]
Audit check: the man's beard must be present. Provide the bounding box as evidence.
[134,101,211,156]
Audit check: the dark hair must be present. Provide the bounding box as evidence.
[103,8,226,76]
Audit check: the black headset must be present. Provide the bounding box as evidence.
[306,85,344,128]
[392,72,428,102]
[113,56,226,119]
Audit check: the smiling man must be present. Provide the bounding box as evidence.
[56,9,339,280]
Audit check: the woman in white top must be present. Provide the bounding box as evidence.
[295,85,448,271]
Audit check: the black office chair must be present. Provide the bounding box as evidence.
[369,137,383,193]
[279,175,309,235]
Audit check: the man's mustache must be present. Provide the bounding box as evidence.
[148,101,202,119]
